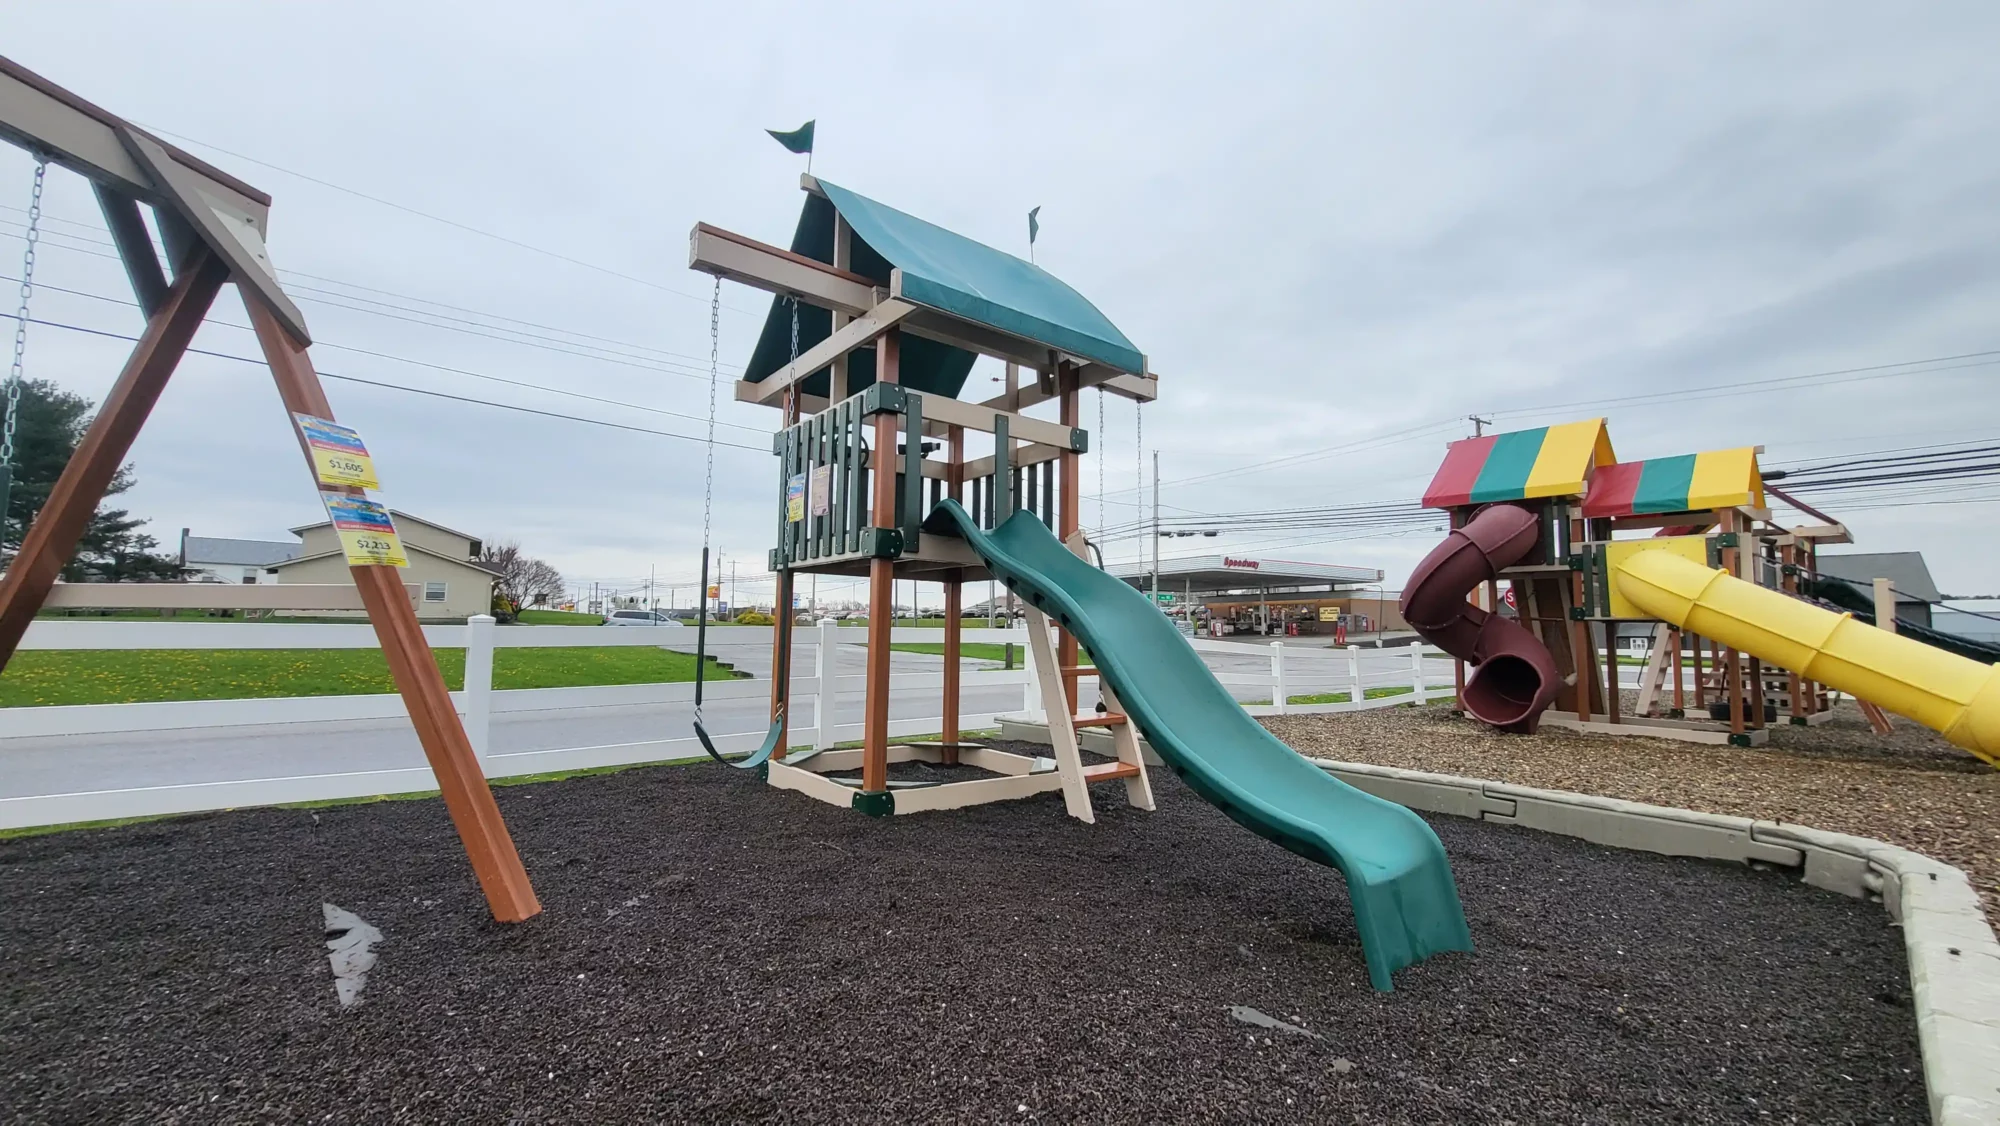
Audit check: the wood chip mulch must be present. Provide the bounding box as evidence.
[1263,701,2000,926]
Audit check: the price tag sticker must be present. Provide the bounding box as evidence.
[321,492,408,567]
[294,414,381,490]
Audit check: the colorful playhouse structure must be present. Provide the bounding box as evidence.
[1406,419,2000,764]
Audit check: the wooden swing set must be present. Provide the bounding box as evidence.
[0,57,541,923]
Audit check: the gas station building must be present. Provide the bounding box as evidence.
[1105,554,1401,638]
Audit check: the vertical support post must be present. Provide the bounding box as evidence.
[244,294,540,923]
[0,250,227,670]
[1604,622,1621,725]
[1693,633,1707,709]
[1347,644,1363,709]
[463,613,496,762]
[861,330,900,793]
[1269,640,1287,714]
[1873,577,1897,634]
[1720,510,1744,738]
[1057,365,1082,713]
[1024,605,1093,823]
[941,423,966,762]
[815,616,838,750]
[1570,515,1592,722]
[1670,627,1685,715]
[769,387,802,760]
[1410,643,1426,703]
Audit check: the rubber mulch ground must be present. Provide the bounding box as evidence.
[0,747,1924,1124]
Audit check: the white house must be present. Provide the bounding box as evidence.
[178,531,301,584]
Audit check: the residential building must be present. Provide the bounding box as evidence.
[271,511,502,620]
[178,531,301,584]
[1816,551,1940,630]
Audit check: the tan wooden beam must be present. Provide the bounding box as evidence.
[687,222,881,315]
[43,583,418,610]
[749,299,918,405]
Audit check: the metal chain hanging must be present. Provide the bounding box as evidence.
[1097,387,1105,534]
[694,275,720,726]
[3,159,47,502]
[1134,396,1144,533]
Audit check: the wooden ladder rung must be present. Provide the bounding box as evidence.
[1080,762,1141,782]
[1072,713,1128,729]
[1059,665,1099,677]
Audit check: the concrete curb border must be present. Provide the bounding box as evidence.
[994,719,1999,1125]
[1317,758,2000,1126]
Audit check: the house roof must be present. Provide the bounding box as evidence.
[272,540,503,577]
[1582,447,1764,518]
[1816,551,1942,604]
[181,536,301,567]
[1422,419,1615,508]
[742,178,1145,399]
[289,509,483,550]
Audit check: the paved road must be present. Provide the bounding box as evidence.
[0,639,1446,801]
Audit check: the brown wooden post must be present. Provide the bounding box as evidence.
[939,423,966,763]
[861,330,900,793]
[1719,511,1744,737]
[1603,620,1621,725]
[0,251,227,669]
[770,388,801,759]
[244,296,541,923]
[1056,365,1081,712]
[1570,513,1592,721]
[1669,627,1684,714]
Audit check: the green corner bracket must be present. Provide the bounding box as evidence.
[1728,733,1754,747]
[851,789,894,817]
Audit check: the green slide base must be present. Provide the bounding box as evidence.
[926,501,1473,990]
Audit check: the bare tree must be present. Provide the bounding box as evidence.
[480,540,566,607]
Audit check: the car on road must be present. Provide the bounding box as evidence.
[603,609,685,627]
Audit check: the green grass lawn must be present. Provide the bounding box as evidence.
[0,646,739,708]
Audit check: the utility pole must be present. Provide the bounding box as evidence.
[647,564,655,612]
[1468,414,1492,437]
[729,558,738,621]
[1150,449,1161,609]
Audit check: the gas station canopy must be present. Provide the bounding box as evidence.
[1106,554,1382,595]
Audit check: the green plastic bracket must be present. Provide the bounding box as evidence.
[861,383,909,416]
[1569,606,1586,620]
[851,789,894,817]
[1715,532,1739,548]
[1727,733,1754,747]
[1566,555,1585,571]
[856,528,904,558]
[1069,428,1090,454]
[767,548,780,571]
[1790,715,1810,726]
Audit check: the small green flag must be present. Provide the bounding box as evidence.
[767,121,815,155]
[1028,206,1041,245]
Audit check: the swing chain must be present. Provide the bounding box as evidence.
[1096,386,1105,534]
[701,277,718,555]
[3,158,47,470]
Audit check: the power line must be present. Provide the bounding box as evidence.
[0,312,771,453]
[0,206,748,371]
[124,123,762,315]
[1,274,767,434]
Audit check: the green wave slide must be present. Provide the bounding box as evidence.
[926,501,1474,990]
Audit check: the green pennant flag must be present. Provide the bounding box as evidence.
[767,121,815,155]
[1028,206,1041,246]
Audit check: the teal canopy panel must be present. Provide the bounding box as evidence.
[742,180,1144,398]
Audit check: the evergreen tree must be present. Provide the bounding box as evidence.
[2,379,184,581]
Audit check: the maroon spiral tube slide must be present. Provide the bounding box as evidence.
[1399,503,1560,733]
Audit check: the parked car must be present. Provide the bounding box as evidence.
[604,609,684,627]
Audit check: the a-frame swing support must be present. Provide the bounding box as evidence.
[0,57,540,923]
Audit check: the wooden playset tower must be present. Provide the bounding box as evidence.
[689,176,1157,814]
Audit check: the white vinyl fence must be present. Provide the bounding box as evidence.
[0,616,1457,830]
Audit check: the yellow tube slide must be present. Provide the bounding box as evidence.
[1613,549,2000,766]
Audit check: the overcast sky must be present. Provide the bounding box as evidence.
[6,3,1998,608]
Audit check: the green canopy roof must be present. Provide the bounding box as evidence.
[743,179,1144,400]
